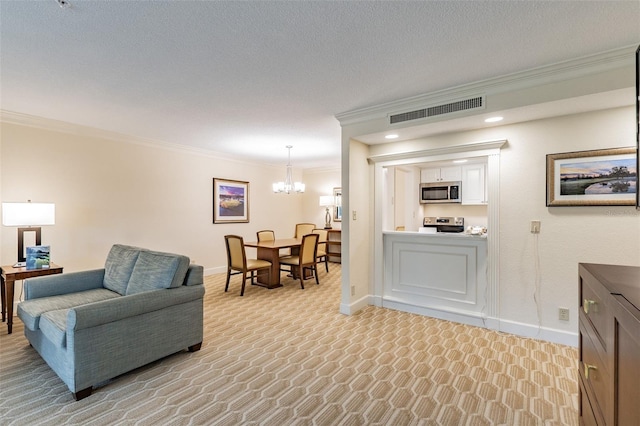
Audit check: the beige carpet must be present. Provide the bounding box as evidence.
[0,265,579,425]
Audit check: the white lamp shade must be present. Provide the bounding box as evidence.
[319,196,334,207]
[2,203,55,226]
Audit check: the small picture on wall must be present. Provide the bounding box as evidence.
[546,147,637,206]
[213,178,249,223]
[333,187,342,222]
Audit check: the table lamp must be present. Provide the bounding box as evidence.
[319,196,334,229]
[2,201,55,267]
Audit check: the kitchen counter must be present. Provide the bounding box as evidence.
[384,230,488,238]
[382,230,488,324]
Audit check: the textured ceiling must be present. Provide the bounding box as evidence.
[1,1,639,168]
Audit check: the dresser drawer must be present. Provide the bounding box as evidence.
[612,296,640,426]
[579,377,601,426]
[579,318,609,422]
[580,273,611,351]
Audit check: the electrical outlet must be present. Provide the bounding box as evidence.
[351,286,356,296]
[530,220,541,234]
[559,307,570,321]
[352,210,357,221]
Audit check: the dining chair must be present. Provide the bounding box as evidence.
[312,228,329,272]
[256,230,275,242]
[279,233,320,289]
[257,229,291,257]
[224,235,272,296]
[294,223,316,238]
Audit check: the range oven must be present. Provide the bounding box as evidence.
[422,216,465,233]
[419,181,461,204]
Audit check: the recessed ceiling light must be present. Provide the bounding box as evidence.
[484,116,503,123]
[385,134,399,139]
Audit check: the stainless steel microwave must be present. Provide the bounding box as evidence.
[419,181,461,204]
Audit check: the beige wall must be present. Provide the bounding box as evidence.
[495,107,639,331]
[344,139,372,311]
[300,168,341,231]
[350,105,639,341]
[0,122,337,276]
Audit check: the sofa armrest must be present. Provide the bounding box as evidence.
[68,284,205,331]
[24,269,106,300]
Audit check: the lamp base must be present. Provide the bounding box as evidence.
[18,227,42,263]
[324,208,332,230]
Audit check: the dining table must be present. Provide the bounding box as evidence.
[243,238,302,288]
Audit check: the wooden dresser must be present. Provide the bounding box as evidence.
[578,263,640,425]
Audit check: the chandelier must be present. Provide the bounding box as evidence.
[273,145,305,194]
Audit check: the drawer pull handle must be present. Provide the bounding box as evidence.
[583,299,596,314]
[584,363,597,380]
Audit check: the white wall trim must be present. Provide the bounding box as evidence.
[340,294,369,315]
[486,153,500,318]
[335,45,636,125]
[369,299,578,347]
[367,139,507,164]
[382,298,498,329]
[498,318,578,347]
[368,138,510,339]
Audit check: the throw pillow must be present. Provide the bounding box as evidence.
[126,251,189,295]
[103,244,142,295]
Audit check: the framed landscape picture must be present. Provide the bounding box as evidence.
[546,147,637,206]
[213,178,249,223]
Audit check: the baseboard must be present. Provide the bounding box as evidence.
[342,296,578,347]
[339,294,369,315]
[382,298,495,329]
[205,266,226,276]
[497,318,578,347]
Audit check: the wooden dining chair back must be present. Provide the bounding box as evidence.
[256,230,275,242]
[279,233,320,289]
[312,228,329,272]
[294,223,316,238]
[224,235,272,296]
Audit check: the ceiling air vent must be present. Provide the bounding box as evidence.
[389,96,485,124]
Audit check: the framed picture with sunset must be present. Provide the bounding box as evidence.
[546,147,637,206]
[213,178,250,223]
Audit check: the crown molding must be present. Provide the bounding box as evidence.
[336,45,637,126]
[0,110,280,169]
[367,139,508,164]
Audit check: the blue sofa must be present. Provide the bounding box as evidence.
[17,244,205,401]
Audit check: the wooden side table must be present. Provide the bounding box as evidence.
[1,263,63,334]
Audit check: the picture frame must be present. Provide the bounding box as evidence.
[333,187,342,222]
[213,178,249,223]
[635,44,639,210]
[546,147,637,207]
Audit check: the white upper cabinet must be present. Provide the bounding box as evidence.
[461,163,487,205]
[420,166,462,183]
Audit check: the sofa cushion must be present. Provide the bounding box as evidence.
[184,265,204,286]
[17,288,120,331]
[104,244,142,295]
[39,309,69,348]
[125,251,190,295]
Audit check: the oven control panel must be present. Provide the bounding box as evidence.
[423,216,464,226]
